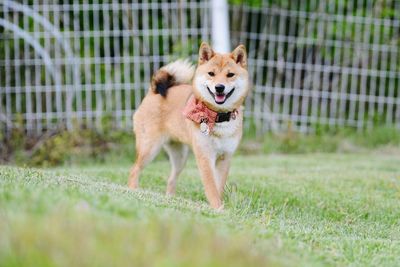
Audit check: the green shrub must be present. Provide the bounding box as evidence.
[352,127,400,148]
[2,122,399,166]
[1,126,135,167]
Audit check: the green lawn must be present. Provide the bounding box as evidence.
[1,153,400,266]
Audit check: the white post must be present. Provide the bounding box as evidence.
[211,0,230,53]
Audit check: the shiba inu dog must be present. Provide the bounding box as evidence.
[128,42,249,210]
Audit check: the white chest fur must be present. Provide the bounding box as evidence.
[210,118,242,156]
[192,109,243,158]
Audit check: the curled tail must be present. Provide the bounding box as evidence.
[151,59,195,97]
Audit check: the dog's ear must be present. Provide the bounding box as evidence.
[231,45,247,68]
[198,42,215,65]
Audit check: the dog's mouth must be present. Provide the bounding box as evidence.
[207,86,235,104]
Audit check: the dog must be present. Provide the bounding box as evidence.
[128,42,249,210]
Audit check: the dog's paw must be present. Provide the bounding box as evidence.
[165,191,175,198]
[127,183,139,190]
[214,204,225,213]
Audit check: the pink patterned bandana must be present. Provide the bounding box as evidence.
[182,96,219,131]
[182,96,238,134]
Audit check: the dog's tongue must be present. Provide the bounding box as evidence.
[215,94,226,103]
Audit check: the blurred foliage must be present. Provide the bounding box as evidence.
[240,122,400,154]
[2,119,399,167]
[229,0,399,20]
[1,122,135,167]
[264,126,400,154]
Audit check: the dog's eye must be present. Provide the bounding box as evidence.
[227,73,235,78]
[208,72,215,77]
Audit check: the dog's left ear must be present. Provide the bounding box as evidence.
[231,45,247,68]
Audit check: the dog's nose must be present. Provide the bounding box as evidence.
[215,84,225,93]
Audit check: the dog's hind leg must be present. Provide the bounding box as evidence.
[128,135,165,190]
[163,142,189,196]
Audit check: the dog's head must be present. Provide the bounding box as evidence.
[193,42,249,111]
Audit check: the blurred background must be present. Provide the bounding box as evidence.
[1,0,399,165]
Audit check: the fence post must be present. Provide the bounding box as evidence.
[211,0,230,53]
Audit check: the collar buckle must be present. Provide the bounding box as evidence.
[216,109,238,123]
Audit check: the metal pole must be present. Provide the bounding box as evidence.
[211,0,230,53]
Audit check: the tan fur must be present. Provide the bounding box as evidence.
[128,43,249,210]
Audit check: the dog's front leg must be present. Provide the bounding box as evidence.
[216,154,232,197]
[192,144,222,210]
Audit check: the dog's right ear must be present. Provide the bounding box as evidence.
[198,42,214,65]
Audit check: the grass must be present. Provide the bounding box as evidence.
[1,152,400,266]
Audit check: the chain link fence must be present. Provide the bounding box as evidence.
[232,1,400,133]
[1,0,399,135]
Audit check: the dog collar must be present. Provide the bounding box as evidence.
[182,96,238,135]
